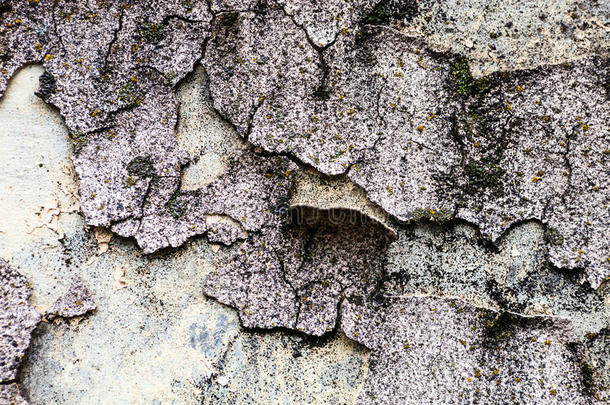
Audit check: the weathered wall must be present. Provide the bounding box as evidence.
[0,1,608,404]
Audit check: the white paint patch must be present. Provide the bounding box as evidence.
[0,65,77,259]
[175,65,247,191]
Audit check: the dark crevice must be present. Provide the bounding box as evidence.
[279,6,337,101]
[102,8,124,71]
[50,1,66,53]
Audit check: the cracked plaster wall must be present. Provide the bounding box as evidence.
[1,65,369,404]
[0,1,609,404]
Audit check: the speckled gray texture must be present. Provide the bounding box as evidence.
[1,0,212,254]
[385,222,609,339]
[0,260,40,383]
[408,0,610,77]
[0,383,28,405]
[582,328,609,399]
[45,277,96,320]
[201,331,368,404]
[0,0,54,96]
[0,0,609,403]
[204,214,609,401]
[341,295,593,404]
[206,215,248,246]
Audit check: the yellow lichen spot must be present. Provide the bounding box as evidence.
[258,94,265,103]
[506,104,513,111]
[544,339,551,345]
[416,56,427,69]
[417,125,424,132]
[516,85,523,93]
[474,142,481,148]
[549,389,556,396]
[531,176,541,183]
[492,368,499,376]
[514,377,521,383]
[44,53,54,61]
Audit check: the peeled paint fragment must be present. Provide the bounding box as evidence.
[204,206,395,336]
[46,277,96,320]
[205,215,248,246]
[0,259,40,382]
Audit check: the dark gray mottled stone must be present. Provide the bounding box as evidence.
[384,222,609,338]
[206,217,248,246]
[341,295,595,404]
[0,0,54,96]
[203,5,609,286]
[582,328,609,400]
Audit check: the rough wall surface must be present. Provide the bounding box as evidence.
[0,0,608,404]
